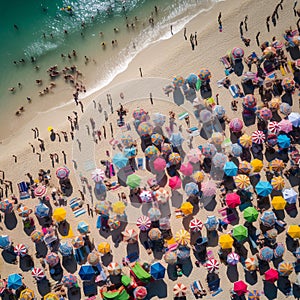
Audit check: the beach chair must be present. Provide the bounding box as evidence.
[190,280,207,299]
[18,182,30,200]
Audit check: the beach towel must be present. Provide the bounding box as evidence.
[220,56,232,69]
[84,160,96,172]
[229,85,238,98]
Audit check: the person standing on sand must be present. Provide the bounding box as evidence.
[184,27,187,40]
[170,25,173,35]
[150,92,153,105]
[294,1,298,16]
[12,155,17,163]
[139,67,143,77]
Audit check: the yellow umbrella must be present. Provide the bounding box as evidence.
[53,207,66,222]
[44,293,59,300]
[235,174,250,189]
[269,97,281,110]
[250,159,263,172]
[211,132,224,145]
[239,134,252,148]
[271,196,286,210]
[287,225,300,239]
[47,126,54,132]
[112,201,126,215]
[269,159,285,172]
[271,176,285,190]
[98,242,111,254]
[20,289,35,300]
[175,229,190,245]
[219,234,234,249]
[239,161,252,174]
[180,202,193,215]
[192,171,204,183]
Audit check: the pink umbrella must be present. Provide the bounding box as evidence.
[134,286,147,299]
[205,258,220,273]
[201,181,217,197]
[233,281,248,296]
[265,268,279,283]
[225,193,241,208]
[229,118,243,132]
[189,218,203,232]
[259,107,272,120]
[187,149,201,163]
[153,157,166,172]
[56,167,69,179]
[136,215,151,231]
[279,119,293,133]
[34,185,47,197]
[268,121,280,134]
[169,176,182,190]
[180,162,193,176]
[252,130,265,144]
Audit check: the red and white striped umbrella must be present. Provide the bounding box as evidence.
[136,215,152,231]
[107,262,122,275]
[91,169,105,183]
[31,267,45,280]
[122,229,138,243]
[56,167,69,179]
[34,185,47,197]
[139,190,153,203]
[227,252,240,265]
[268,121,280,134]
[252,130,265,144]
[173,283,187,297]
[14,244,28,256]
[205,258,220,273]
[189,218,203,232]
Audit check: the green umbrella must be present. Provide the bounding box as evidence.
[126,174,141,189]
[243,207,259,222]
[232,225,248,242]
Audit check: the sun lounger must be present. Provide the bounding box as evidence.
[229,85,239,98]
[18,182,30,200]
[220,56,232,70]
[190,280,207,298]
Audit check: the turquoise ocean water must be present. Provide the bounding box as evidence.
[0,0,220,139]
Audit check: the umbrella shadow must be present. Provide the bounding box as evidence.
[181,257,193,277]
[62,255,78,273]
[242,112,256,127]
[171,191,183,208]
[37,278,51,296]
[226,264,239,283]
[258,259,270,275]
[278,276,292,296]
[1,248,17,264]
[263,281,278,300]
[203,197,217,211]
[200,84,212,99]
[67,286,81,300]
[207,230,219,247]
[241,80,255,95]
[233,60,244,76]
[58,221,70,237]
[293,283,300,299]
[244,270,258,285]
[286,235,299,253]
[272,256,283,269]
[167,264,177,281]
[4,211,17,230]
[285,203,298,218]
[50,263,64,281]
[19,254,34,271]
[35,241,48,258]
[173,87,184,106]
[281,92,293,106]
[146,280,168,299]
[101,253,113,267]
[126,243,139,257]
[111,221,127,247]
[182,215,193,231]
[184,87,197,103]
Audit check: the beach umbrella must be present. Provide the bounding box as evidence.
[243,207,258,222]
[133,108,148,121]
[175,229,190,245]
[150,262,165,280]
[274,243,285,258]
[259,107,272,121]
[0,198,14,214]
[151,133,164,146]
[269,158,285,172]
[173,76,185,87]
[201,181,217,197]
[282,77,295,92]
[136,215,151,231]
[112,153,128,169]
[134,286,147,299]
[44,293,59,300]
[122,229,138,243]
[0,235,11,249]
[206,258,220,273]
[169,176,182,190]
[121,135,134,148]
[287,225,300,239]
[161,143,172,155]
[72,236,84,249]
[231,143,243,157]
[170,132,184,147]
[153,188,170,204]
[17,205,32,218]
[91,169,105,182]
[30,230,44,243]
[186,73,198,85]
[148,207,161,221]
[295,247,300,259]
[239,134,252,148]
[255,181,272,196]
[45,252,59,267]
[62,273,77,288]
[34,203,49,218]
[187,148,202,163]
[164,251,177,264]
[184,182,199,196]
[189,218,203,232]
[126,174,141,189]
[271,176,285,191]
[235,174,250,189]
[168,152,181,165]
[268,121,280,134]
[53,207,66,222]
[226,193,241,208]
[223,161,238,176]
[288,112,300,127]
[0,279,7,295]
[59,242,73,256]
[213,105,226,119]
[198,68,211,81]
[139,190,153,203]
[227,252,240,265]
[201,143,217,158]
[266,228,278,239]
[243,94,256,109]
[79,265,95,281]
[180,162,193,176]
[112,201,126,214]
[252,130,265,144]
[34,185,47,197]
[259,247,274,261]
[219,234,234,249]
[204,215,218,231]
[290,149,300,164]
[199,109,213,123]
[192,171,205,183]
[77,221,89,234]
[7,273,22,290]
[180,202,194,215]
[265,268,278,283]
[278,261,293,276]
[245,257,258,271]
[95,201,111,215]
[148,228,162,241]
[173,283,187,297]
[280,103,292,117]
[138,122,153,136]
[14,244,28,256]
[277,134,291,149]
[152,113,166,126]
[31,267,45,281]
[212,153,227,168]
[56,167,69,179]
[271,196,286,210]
[270,97,281,110]
[232,47,244,59]
[233,281,248,296]
[263,46,277,57]
[233,225,248,242]
[98,242,110,254]
[153,157,166,172]
[229,118,243,132]
[283,188,297,204]
[239,161,252,174]
[107,262,122,275]
[124,148,137,160]
[260,211,277,227]
[87,252,100,266]
[211,132,224,145]
[145,145,160,159]
[278,119,293,133]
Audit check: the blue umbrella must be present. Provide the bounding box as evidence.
[277,134,291,149]
[59,242,73,256]
[124,147,137,159]
[185,182,199,196]
[170,133,184,147]
[35,203,50,218]
[0,235,11,249]
[260,211,277,227]
[274,243,285,258]
[255,181,273,197]
[186,73,198,86]
[204,216,219,231]
[213,105,226,119]
[231,143,243,157]
[282,188,297,204]
[259,246,274,261]
[7,273,22,290]
[78,264,95,281]
[112,153,128,169]
[223,161,238,176]
[77,221,89,234]
[150,262,165,280]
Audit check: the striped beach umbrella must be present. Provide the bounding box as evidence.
[268,121,280,134]
[91,169,105,183]
[56,167,69,179]
[235,174,250,189]
[252,130,265,144]
[98,242,110,254]
[136,215,151,231]
[122,229,138,243]
[31,267,45,281]
[139,190,153,203]
[239,134,252,148]
[227,252,240,265]
[107,262,122,275]
[19,288,34,299]
[14,244,28,256]
[245,257,258,271]
[269,158,285,172]
[173,283,187,297]
[278,261,293,276]
[168,152,181,165]
[34,185,47,197]
[232,47,244,59]
[153,187,170,204]
[189,218,203,232]
[44,293,59,300]
[271,176,285,190]
[206,258,219,273]
[175,229,190,245]
[270,97,281,109]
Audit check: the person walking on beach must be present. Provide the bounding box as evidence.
[256,32,260,46]
[266,16,270,32]
[184,27,187,40]
[239,21,243,37]
[139,67,143,77]
[150,92,153,105]
[29,143,35,153]
[194,32,198,46]
[170,25,173,35]
[190,34,195,50]
[79,101,84,113]
[294,1,298,16]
